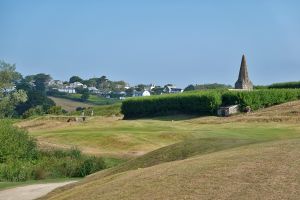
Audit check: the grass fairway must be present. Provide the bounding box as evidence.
[19,101,300,199]
[17,100,300,158]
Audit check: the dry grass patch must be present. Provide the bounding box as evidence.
[40,139,300,200]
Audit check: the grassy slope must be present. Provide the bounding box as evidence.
[17,100,300,158]
[49,96,94,112]
[41,139,300,200]
[50,94,120,106]
[33,101,300,199]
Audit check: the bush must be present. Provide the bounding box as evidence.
[47,106,66,115]
[121,89,300,118]
[0,121,108,182]
[0,120,38,163]
[121,91,223,119]
[222,89,300,111]
[269,81,300,89]
[22,106,45,118]
[0,160,33,182]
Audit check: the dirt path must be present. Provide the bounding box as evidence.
[0,181,76,200]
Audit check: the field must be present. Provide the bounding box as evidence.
[49,97,94,112]
[15,100,300,199]
[49,94,120,109]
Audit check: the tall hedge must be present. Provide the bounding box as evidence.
[121,89,300,118]
[222,89,300,110]
[121,91,222,118]
[269,81,300,89]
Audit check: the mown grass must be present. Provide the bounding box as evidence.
[20,111,300,158]
[25,101,300,199]
[51,94,120,106]
[41,138,300,200]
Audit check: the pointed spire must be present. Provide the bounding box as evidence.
[235,54,253,90]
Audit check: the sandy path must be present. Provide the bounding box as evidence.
[0,181,76,200]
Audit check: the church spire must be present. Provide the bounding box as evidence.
[235,54,253,90]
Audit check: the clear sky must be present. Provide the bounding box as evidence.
[1,0,300,87]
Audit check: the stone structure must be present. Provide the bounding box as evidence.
[235,55,253,90]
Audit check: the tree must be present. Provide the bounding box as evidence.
[0,90,27,118]
[69,76,83,83]
[32,73,51,93]
[0,60,22,90]
[151,86,164,95]
[0,61,27,118]
[15,77,55,116]
[81,90,90,102]
[135,84,146,92]
[184,85,195,92]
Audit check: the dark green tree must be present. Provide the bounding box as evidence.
[69,76,83,83]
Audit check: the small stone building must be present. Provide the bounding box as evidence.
[217,105,239,117]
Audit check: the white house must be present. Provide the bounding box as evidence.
[57,88,76,94]
[70,82,87,89]
[164,86,183,94]
[88,87,100,94]
[133,90,151,97]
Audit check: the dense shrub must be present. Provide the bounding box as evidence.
[47,106,66,115]
[22,106,45,118]
[222,89,300,111]
[122,91,223,118]
[0,121,107,182]
[0,120,37,163]
[269,81,300,89]
[121,89,300,118]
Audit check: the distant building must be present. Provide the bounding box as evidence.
[133,90,151,97]
[164,85,183,94]
[48,80,64,87]
[88,87,100,94]
[57,87,76,94]
[235,55,253,90]
[70,82,87,89]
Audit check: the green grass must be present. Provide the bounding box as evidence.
[20,101,300,199]
[0,178,80,191]
[52,94,120,106]
[22,115,300,158]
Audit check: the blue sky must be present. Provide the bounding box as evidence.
[0,0,300,87]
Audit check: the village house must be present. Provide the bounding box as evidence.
[133,90,151,97]
[87,87,100,94]
[163,85,183,94]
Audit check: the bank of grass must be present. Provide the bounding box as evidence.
[41,139,300,200]
[50,94,120,106]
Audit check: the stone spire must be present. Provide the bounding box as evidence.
[235,54,253,90]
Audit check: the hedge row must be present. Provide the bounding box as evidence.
[121,89,300,118]
[269,81,300,89]
[222,89,300,110]
[121,91,222,118]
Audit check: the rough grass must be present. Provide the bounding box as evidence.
[40,139,300,200]
[49,97,94,112]
[29,101,300,199]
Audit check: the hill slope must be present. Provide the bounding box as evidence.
[49,96,94,112]
[41,138,300,200]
